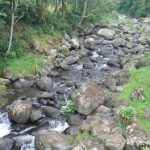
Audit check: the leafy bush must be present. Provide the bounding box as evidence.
[117,106,136,125]
[61,100,75,115]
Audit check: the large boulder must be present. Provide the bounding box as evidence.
[0,138,14,150]
[35,131,72,150]
[8,100,32,124]
[72,81,105,115]
[105,132,126,150]
[36,77,53,91]
[97,28,115,40]
[30,110,43,122]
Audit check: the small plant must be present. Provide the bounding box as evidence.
[117,106,136,125]
[59,46,70,56]
[67,130,97,144]
[61,100,75,115]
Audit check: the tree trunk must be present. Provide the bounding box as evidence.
[6,0,15,54]
[78,0,88,27]
[54,0,59,16]
[61,0,66,17]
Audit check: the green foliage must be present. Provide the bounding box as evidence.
[118,66,150,132]
[67,130,97,144]
[118,0,150,17]
[0,83,6,94]
[61,100,75,115]
[143,147,150,150]
[117,106,136,124]
[59,46,70,56]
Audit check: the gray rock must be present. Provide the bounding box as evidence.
[113,38,127,48]
[36,77,53,91]
[13,81,22,89]
[42,106,61,119]
[19,79,34,88]
[84,38,95,50]
[72,81,105,115]
[135,60,150,69]
[131,88,145,101]
[67,114,83,126]
[105,133,126,150]
[38,92,55,99]
[8,100,32,124]
[70,38,80,49]
[97,28,115,40]
[107,59,120,68]
[144,108,150,120]
[35,131,72,150]
[0,138,14,150]
[125,125,150,150]
[31,110,43,122]
[0,78,11,85]
[62,56,78,65]
[80,115,111,141]
[83,63,93,69]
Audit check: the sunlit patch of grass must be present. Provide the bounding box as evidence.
[6,54,45,76]
[118,66,150,132]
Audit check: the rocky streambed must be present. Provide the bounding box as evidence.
[1,18,150,150]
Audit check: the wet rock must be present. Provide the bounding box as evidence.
[0,138,14,150]
[31,110,43,122]
[135,60,150,69]
[37,92,55,100]
[36,77,53,91]
[72,81,105,115]
[131,88,145,101]
[105,132,126,150]
[38,99,48,105]
[35,131,72,150]
[70,38,80,49]
[113,38,127,48]
[8,100,32,124]
[62,56,78,65]
[42,106,61,119]
[84,38,95,50]
[67,114,83,126]
[83,63,93,69]
[97,28,115,40]
[60,62,69,70]
[107,59,120,68]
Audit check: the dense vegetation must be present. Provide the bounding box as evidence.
[118,0,150,17]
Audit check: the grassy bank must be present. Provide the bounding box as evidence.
[118,66,150,132]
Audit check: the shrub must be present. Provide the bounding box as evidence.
[61,100,75,115]
[117,106,136,125]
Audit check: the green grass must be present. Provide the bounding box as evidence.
[6,54,45,76]
[0,83,6,94]
[67,130,97,145]
[118,66,150,132]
